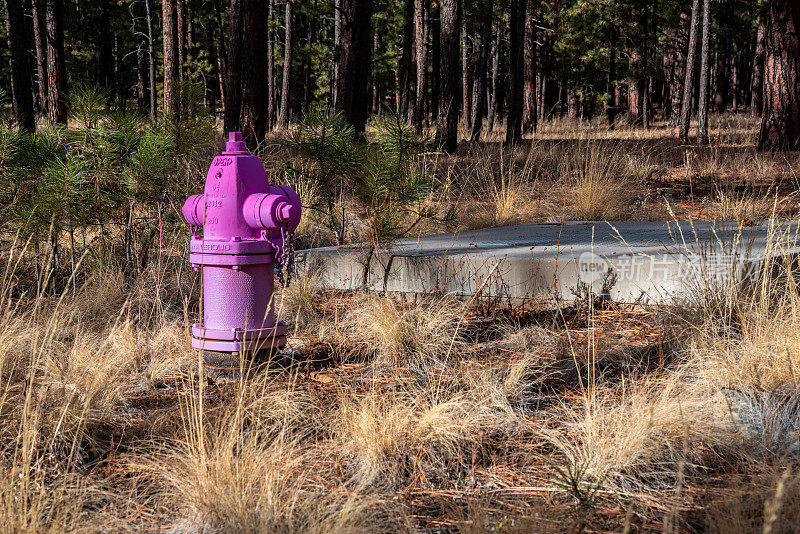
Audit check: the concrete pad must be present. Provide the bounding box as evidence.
[294,221,800,304]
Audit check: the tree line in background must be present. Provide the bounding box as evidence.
[1,0,799,151]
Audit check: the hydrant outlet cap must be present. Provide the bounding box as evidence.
[277,203,298,222]
[224,131,249,155]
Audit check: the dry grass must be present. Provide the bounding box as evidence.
[3,114,800,531]
[458,144,555,229]
[560,140,641,221]
[336,377,523,488]
[341,293,465,370]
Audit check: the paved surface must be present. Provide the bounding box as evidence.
[295,221,800,304]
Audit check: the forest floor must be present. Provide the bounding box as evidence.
[2,114,800,533]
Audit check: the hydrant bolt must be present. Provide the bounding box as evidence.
[181,132,302,354]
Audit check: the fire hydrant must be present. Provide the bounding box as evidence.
[182,132,301,355]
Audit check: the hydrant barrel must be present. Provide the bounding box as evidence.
[182,132,302,354]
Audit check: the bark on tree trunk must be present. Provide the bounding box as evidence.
[539,33,549,122]
[214,1,227,117]
[399,0,414,117]
[470,0,493,142]
[145,0,157,119]
[567,86,578,120]
[177,0,186,84]
[371,30,379,114]
[461,11,469,129]
[276,0,293,130]
[162,0,180,117]
[607,38,617,129]
[32,0,48,118]
[412,0,428,129]
[268,0,275,128]
[697,0,711,145]
[522,8,536,134]
[301,1,315,112]
[430,1,440,123]
[99,6,114,97]
[137,45,148,113]
[332,0,341,108]
[669,9,690,127]
[505,0,526,145]
[487,20,500,132]
[226,0,269,143]
[731,52,739,109]
[437,0,461,152]
[4,0,35,130]
[758,0,800,151]
[628,50,644,125]
[751,13,766,116]
[334,0,372,136]
[186,2,194,69]
[45,0,67,125]
[679,0,701,140]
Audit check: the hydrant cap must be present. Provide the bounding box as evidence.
[224,131,249,155]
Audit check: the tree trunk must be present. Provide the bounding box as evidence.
[32,0,48,118]
[731,50,739,109]
[206,19,216,110]
[276,0,293,130]
[669,8,690,127]
[437,0,461,152]
[177,0,186,84]
[4,0,35,130]
[186,1,194,70]
[643,77,652,130]
[751,13,766,116]
[162,0,180,117]
[567,86,578,120]
[487,19,500,132]
[470,0,493,142]
[430,1,440,123]
[99,5,114,98]
[607,39,617,129]
[758,0,800,151]
[697,0,711,145]
[333,0,372,136]
[302,2,314,111]
[399,0,414,117]
[137,45,148,113]
[539,33,549,122]
[505,0,526,145]
[226,0,269,143]
[371,30,379,113]
[628,50,644,125]
[679,0,701,140]
[522,8,536,134]
[213,1,227,116]
[45,0,67,125]
[145,0,157,119]
[461,10,469,129]
[332,0,341,108]
[268,0,275,128]
[412,0,428,129]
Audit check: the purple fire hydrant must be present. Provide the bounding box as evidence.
[182,132,301,355]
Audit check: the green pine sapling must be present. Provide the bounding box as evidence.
[282,109,365,245]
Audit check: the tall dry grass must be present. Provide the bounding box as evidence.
[3,114,800,531]
[341,293,465,370]
[559,140,641,221]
